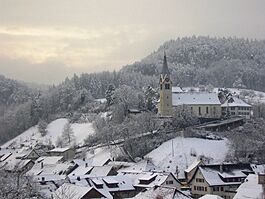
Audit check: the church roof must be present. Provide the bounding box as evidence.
[172,92,221,106]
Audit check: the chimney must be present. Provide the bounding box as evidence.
[220,164,224,173]
[258,173,265,185]
[77,176,81,181]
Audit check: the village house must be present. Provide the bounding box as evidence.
[189,163,254,199]
[47,147,75,161]
[221,96,252,119]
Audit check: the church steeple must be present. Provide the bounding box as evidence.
[162,51,170,76]
[158,51,172,117]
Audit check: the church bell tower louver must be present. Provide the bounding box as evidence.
[158,51,172,117]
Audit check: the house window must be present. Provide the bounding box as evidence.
[199,107,201,115]
[160,84,162,90]
[221,186,224,191]
[166,180,173,185]
[206,107,209,114]
[205,187,207,192]
[196,178,205,183]
[165,84,170,89]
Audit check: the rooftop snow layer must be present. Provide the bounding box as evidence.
[172,92,221,106]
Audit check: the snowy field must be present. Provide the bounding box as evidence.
[145,136,230,178]
[1,118,95,149]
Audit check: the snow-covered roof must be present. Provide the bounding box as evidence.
[119,171,179,188]
[172,93,221,106]
[88,165,114,177]
[34,174,67,182]
[198,164,253,186]
[36,156,64,165]
[118,159,160,173]
[69,175,135,197]
[199,194,223,199]
[172,86,184,93]
[49,147,72,153]
[103,177,118,184]
[0,152,12,161]
[234,174,263,199]
[53,183,106,199]
[221,97,251,107]
[138,173,157,181]
[185,160,202,173]
[133,186,191,199]
[68,165,93,176]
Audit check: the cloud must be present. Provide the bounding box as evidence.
[0,0,265,83]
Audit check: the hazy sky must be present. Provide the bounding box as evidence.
[0,0,265,84]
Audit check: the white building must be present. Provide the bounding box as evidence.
[221,97,252,119]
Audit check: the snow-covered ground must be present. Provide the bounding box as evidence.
[145,136,230,178]
[1,118,95,149]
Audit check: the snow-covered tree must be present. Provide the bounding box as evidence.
[61,123,76,147]
[38,119,48,137]
[105,84,115,106]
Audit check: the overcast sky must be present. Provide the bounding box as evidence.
[0,0,265,84]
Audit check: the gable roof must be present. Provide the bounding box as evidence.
[172,93,221,106]
[53,183,107,199]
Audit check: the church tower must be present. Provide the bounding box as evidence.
[158,52,172,117]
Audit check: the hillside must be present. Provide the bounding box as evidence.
[123,36,265,92]
[2,118,95,149]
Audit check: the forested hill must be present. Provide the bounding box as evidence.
[122,36,265,91]
[1,36,265,145]
[0,75,36,114]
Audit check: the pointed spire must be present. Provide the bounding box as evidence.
[162,50,170,76]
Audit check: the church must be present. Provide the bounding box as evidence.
[158,53,222,119]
